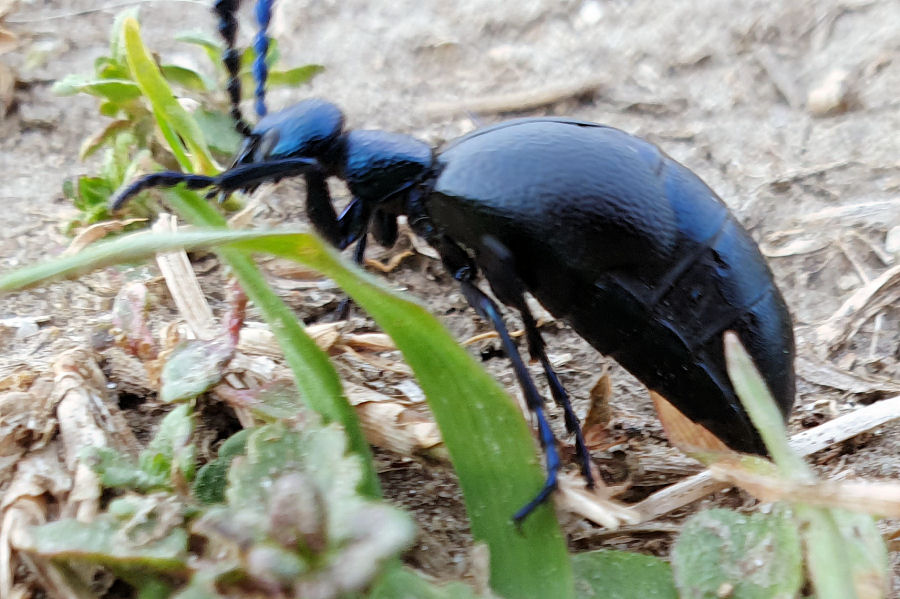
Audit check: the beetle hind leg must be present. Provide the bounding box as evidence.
[420,233,561,523]
[458,276,561,525]
[477,236,595,489]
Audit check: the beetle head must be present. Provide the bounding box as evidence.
[234,98,345,167]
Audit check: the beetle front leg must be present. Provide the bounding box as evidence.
[304,169,343,247]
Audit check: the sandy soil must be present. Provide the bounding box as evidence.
[1,0,898,592]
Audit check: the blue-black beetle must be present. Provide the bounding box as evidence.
[112,0,796,522]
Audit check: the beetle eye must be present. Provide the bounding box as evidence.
[256,129,280,160]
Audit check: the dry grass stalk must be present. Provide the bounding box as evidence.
[52,349,139,520]
[817,263,900,350]
[424,78,605,117]
[710,465,900,517]
[556,472,639,529]
[634,394,900,522]
[152,213,216,339]
[62,218,147,256]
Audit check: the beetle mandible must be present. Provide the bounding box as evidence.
[111,0,796,523]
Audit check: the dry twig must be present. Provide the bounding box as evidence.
[424,79,605,117]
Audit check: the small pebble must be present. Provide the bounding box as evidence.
[807,68,854,116]
[885,225,900,255]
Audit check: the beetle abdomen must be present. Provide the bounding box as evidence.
[428,118,795,454]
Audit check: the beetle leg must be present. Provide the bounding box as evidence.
[477,236,595,488]
[336,198,371,251]
[371,209,399,248]
[332,201,370,320]
[109,157,319,212]
[459,276,561,524]
[302,167,344,247]
[427,233,561,524]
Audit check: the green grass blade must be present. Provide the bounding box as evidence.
[164,189,381,499]
[723,333,863,599]
[723,332,811,480]
[0,229,242,290]
[0,223,380,499]
[0,228,573,598]
[231,233,573,599]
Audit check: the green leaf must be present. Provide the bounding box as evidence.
[175,30,223,67]
[159,338,235,403]
[24,501,189,572]
[369,566,488,598]
[193,428,250,504]
[61,178,76,201]
[829,509,890,598]
[572,550,677,599]
[192,108,244,155]
[724,333,811,480]
[122,17,217,174]
[267,64,324,88]
[160,64,211,92]
[90,404,196,491]
[90,447,168,490]
[109,7,140,64]
[142,403,197,484]
[94,56,130,80]
[796,506,884,599]
[99,100,121,117]
[672,508,803,599]
[52,75,142,102]
[191,420,414,595]
[79,120,132,160]
[75,176,114,210]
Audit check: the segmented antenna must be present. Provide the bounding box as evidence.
[253,0,273,117]
[212,0,253,137]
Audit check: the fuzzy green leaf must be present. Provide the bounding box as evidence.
[24,498,189,572]
[369,566,489,598]
[160,338,235,403]
[191,420,414,595]
[672,508,803,599]
[193,429,250,504]
[571,550,677,599]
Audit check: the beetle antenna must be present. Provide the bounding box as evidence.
[212,0,254,137]
[253,0,273,118]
